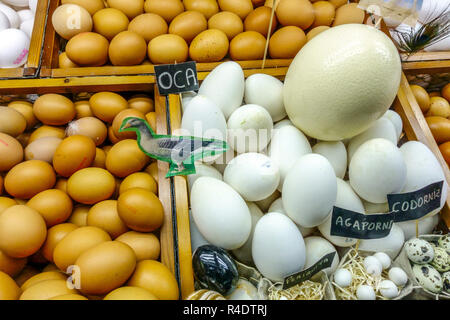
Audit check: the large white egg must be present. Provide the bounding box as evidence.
[29,0,37,13]
[2,0,29,7]
[358,223,405,259]
[0,4,20,29]
[189,211,210,252]
[282,154,337,228]
[198,61,244,119]
[232,202,264,266]
[269,125,311,190]
[181,91,197,113]
[349,138,407,204]
[397,214,440,241]
[382,110,403,141]
[20,18,33,38]
[0,29,30,68]
[252,212,306,282]
[227,104,273,153]
[191,177,252,250]
[212,146,235,174]
[347,118,397,162]
[273,119,292,129]
[224,153,280,202]
[188,162,222,190]
[318,179,363,247]
[244,73,286,122]
[400,141,448,216]
[17,9,33,23]
[312,141,347,179]
[283,24,401,141]
[304,236,339,276]
[0,11,10,31]
[268,198,315,237]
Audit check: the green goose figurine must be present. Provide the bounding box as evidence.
[119,117,228,177]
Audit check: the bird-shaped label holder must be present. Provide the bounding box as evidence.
[120,117,229,178]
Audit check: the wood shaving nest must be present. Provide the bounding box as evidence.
[332,249,405,300]
[267,280,326,300]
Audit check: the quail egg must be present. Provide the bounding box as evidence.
[412,264,443,294]
[430,246,450,273]
[379,280,399,299]
[438,235,450,255]
[388,267,408,287]
[443,272,450,294]
[373,252,391,270]
[405,238,435,265]
[356,285,376,300]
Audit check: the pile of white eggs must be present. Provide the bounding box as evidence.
[0,0,37,68]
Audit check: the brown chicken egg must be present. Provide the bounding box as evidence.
[276,0,314,29]
[29,126,65,144]
[306,25,329,41]
[25,137,62,163]
[0,133,23,172]
[0,107,26,137]
[107,0,144,19]
[0,205,47,258]
[117,188,164,232]
[52,4,93,40]
[244,6,277,37]
[15,133,30,148]
[66,117,108,146]
[87,200,129,238]
[252,0,265,5]
[112,109,146,140]
[109,31,147,66]
[145,112,157,132]
[14,266,40,287]
[0,271,21,300]
[218,0,253,19]
[61,0,105,15]
[169,11,207,43]
[119,172,158,195]
[92,148,106,168]
[269,25,306,58]
[55,178,68,193]
[69,206,90,226]
[329,0,347,8]
[183,0,219,19]
[108,126,121,144]
[144,0,184,22]
[332,3,365,26]
[189,29,229,62]
[116,231,160,261]
[53,135,96,177]
[128,95,154,114]
[67,168,116,205]
[20,279,77,300]
[60,53,80,70]
[148,34,189,64]
[0,249,26,277]
[33,94,75,126]
[145,162,159,182]
[20,271,67,291]
[50,294,89,300]
[104,286,157,300]
[41,223,78,262]
[66,32,109,67]
[93,8,130,40]
[27,189,74,227]
[89,92,129,123]
[8,101,37,131]
[74,100,93,119]
[312,1,335,27]
[208,11,243,40]
[0,197,17,214]
[5,160,56,199]
[106,139,149,177]
[410,85,431,113]
[128,13,168,43]
[229,31,266,60]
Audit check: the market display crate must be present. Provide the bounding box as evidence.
[0,0,48,79]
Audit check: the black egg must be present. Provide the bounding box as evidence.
[192,245,239,296]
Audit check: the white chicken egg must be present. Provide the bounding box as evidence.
[312,141,347,179]
[397,214,440,241]
[187,162,222,190]
[198,61,245,119]
[0,4,20,29]
[356,285,376,300]
[304,236,339,276]
[20,18,33,39]
[29,0,37,13]
[224,153,280,202]
[363,256,383,277]
[269,124,311,191]
[318,179,362,247]
[382,110,403,141]
[373,252,391,270]
[283,154,337,228]
[268,198,315,237]
[0,11,10,31]
[379,280,399,299]
[189,211,210,252]
[2,0,29,7]
[349,138,407,204]
[334,268,352,288]
[191,177,252,250]
[358,223,405,259]
[227,104,273,154]
[226,279,259,300]
[252,212,306,282]
[244,73,286,122]
[0,29,30,68]
[232,202,264,266]
[388,267,408,286]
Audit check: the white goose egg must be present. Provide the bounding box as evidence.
[382,110,403,141]
[358,223,405,259]
[283,154,337,228]
[29,0,37,12]
[312,141,347,179]
[20,19,33,38]
[373,252,391,270]
[304,236,339,276]
[269,124,311,191]
[17,9,33,23]
[188,162,222,190]
[400,141,448,216]
[334,268,352,288]
[189,210,210,252]
[356,285,376,300]
[181,91,197,113]
[388,267,408,286]
[268,198,315,237]
[252,212,306,282]
[318,179,363,247]
[191,177,252,250]
[0,29,30,68]
[227,104,273,154]
[347,118,397,163]
[244,73,286,122]
[0,4,19,28]
[232,202,264,266]
[349,138,407,204]
[226,279,259,300]
[379,280,399,299]
[397,214,440,241]
[198,61,245,119]
[224,153,280,202]
[0,11,10,31]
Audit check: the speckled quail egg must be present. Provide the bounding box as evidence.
[438,235,450,254]
[443,272,450,293]
[430,246,450,273]
[413,264,443,293]
[405,238,435,265]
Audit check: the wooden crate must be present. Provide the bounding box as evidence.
[0,0,49,79]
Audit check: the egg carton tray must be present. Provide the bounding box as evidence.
[394,234,450,300]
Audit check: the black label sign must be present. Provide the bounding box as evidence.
[389,181,444,222]
[330,206,395,240]
[283,252,336,289]
[155,61,199,95]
